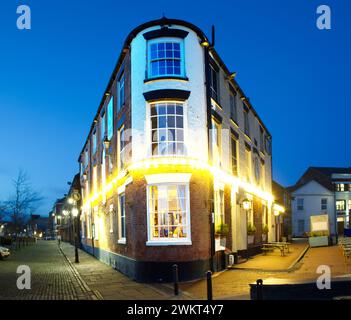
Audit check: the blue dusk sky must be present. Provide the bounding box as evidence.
[0,0,350,216]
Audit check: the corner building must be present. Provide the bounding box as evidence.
[78,18,277,282]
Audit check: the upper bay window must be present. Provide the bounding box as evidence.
[230,93,237,123]
[151,102,185,156]
[148,40,184,79]
[336,184,345,192]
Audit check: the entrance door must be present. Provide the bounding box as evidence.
[337,219,344,236]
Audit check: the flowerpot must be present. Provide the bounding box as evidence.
[262,234,267,243]
[308,236,329,247]
[247,235,255,245]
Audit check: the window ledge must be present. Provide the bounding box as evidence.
[230,118,239,127]
[144,76,189,83]
[118,239,126,245]
[146,240,192,246]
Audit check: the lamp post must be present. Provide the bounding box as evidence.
[242,198,253,259]
[72,207,79,263]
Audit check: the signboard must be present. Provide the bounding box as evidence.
[310,214,329,232]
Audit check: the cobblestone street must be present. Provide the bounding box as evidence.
[0,241,96,300]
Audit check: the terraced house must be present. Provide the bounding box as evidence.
[78,18,281,282]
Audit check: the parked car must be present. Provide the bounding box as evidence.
[0,246,10,260]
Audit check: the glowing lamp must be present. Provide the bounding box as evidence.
[103,137,110,150]
[200,40,210,47]
[68,198,74,205]
[242,199,252,211]
[72,208,79,217]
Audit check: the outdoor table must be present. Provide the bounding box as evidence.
[269,242,291,253]
[262,243,286,256]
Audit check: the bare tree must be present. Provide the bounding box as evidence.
[6,170,43,234]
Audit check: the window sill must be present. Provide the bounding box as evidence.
[118,239,126,245]
[230,118,239,128]
[146,240,192,246]
[244,133,251,141]
[144,76,189,83]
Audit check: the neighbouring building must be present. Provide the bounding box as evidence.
[289,167,351,240]
[58,174,82,244]
[78,18,280,282]
[272,181,292,242]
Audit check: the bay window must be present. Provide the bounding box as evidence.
[231,135,238,176]
[118,126,126,169]
[147,183,190,244]
[148,40,184,78]
[151,102,185,156]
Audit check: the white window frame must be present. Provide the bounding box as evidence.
[146,100,188,158]
[118,125,126,170]
[145,174,192,246]
[118,191,126,244]
[147,38,185,79]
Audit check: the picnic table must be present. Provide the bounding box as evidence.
[262,242,291,256]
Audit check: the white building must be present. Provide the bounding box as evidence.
[290,167,351,239]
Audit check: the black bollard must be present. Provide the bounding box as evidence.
[256,279,263,300]
[173,264,179,296]
[207,271,213,301]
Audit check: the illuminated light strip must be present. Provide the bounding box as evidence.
[83,157,275,209]
[273,203,285,213]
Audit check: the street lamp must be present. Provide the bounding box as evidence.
[72,206,80,263]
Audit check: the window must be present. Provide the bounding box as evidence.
[148,184,190,243]
[230,94,237,122]
[107,98,113,140]
[101,149,106,186]
[336,200,346,211]
[92,166,98,194]
[86,209,92,238]
[349,184,351,192]
[148,40,183,78]
[117,73,125,110]
[209,64,219,102]
[298,219,305,234]
[243,108,250,137]
[118,126,126,170]
[297,198,304,211]
[211,118,221,167]
[321,198,328,210]
[245,149,252,182]
[259,127,264,152]
[85,149,89,169]
[85,180,89,200]
[100,113,105,141]
[109,204,114,233]
[119,193,126,241]
[231,135,238,176]
[336,184,345,192]
[92,130,97,154]
[151,102,185,156]
[214,188,225,227]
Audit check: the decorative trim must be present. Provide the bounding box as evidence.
[211,110,222,123]
[144,76,189,83]
[143,27,189,40]
[245,142,252,151]
[146,240,192,246]
[145,173,192,184]
[230,128,239,140]
[143,89,190,102]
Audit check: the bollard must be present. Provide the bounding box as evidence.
[207,271,213,301]
[173,264,179,296]
[256,279,263,300]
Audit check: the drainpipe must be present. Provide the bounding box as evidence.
[204,26,215,272]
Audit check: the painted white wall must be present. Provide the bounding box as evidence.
[130,25,208,163]
[291,180,336,236]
